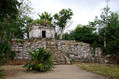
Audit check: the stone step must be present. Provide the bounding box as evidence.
[46,47,57,49]
[46,43,56,46]
[46,48,58,51]
[46,44,68,64]
[46,45,57,47]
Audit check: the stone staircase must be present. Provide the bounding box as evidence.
[46,40,69,64]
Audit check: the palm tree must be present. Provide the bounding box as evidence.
[38,12,53,26]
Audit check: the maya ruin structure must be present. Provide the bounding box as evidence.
[11,24,105,64]
[29,24,55,39]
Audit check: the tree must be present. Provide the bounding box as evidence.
[62,24,98,46]
[0,0,20,64]
[38,12,52,25]
[99,12,119,61]
[33,19,41,24]
[33,12,53,26]
[15,0,33,39]
[8,0,33,39]
[23,16,33,38]
[54,8,73,39]
[0,0,33,64]
[15,16,33,39]
[18,0,33,17]
[88,6,112,48]
[0,0,20,22]
[0,0,20,41]
[62,32,71,40]
[87,5,119,63]
[73,25,97,44]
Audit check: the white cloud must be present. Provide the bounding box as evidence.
[29,0,119,32]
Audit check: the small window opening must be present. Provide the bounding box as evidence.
[42,31,46,38]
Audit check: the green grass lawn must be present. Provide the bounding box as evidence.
[78,63,119,79]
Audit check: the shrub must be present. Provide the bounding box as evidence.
[0,68,5,79]
[69,58,73,64]
[0,41,16,65]
[9,51,16,60]
[24,48,54,72]
[0,42,10,65]
[0,53,7,65]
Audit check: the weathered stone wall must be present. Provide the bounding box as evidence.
[29,25,55,39]
[11,39,46,59]
[11,39,103,64]
[57,41,92,61]
[57,40,102,62]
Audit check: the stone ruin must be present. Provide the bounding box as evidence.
[10,24,106,64]
[29,24,55,39]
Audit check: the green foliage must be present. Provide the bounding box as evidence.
[33,19,41,24]
[9,51,16,60]
[0,69,5,79]
[24,62,33,71]
[79,63,119,79]
[16,16,33,39]
[69,58,73,64]
[63,24,97,45]
[13,0,33,39]
[0,41,11,64]
[38,12,52,23]
[73,25,96,44]
[62,7,119,63]
[100,6,111,24]
[0,0,33,39]
[54,8,73,39]
[98,13,119,61]
[0,53,7,65]
[0,0,22,65]
[0,0,21,39]
[62,32,74,40]
[54,8,73,28]
[24,48,54,72]
[0,0,32,65]
[0,41,16,64]
[0,0,20,22]
[33,12,53,26]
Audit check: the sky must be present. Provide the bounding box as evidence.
[29,0,119,32]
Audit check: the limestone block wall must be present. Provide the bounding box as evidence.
[11,39,46,59]
[11,39,103,63]
[29,25,55,39]
[57,41,103,62]
[57,41,92,61]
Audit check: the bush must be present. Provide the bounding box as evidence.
[0,41,16,65]
[24,48,54,72]
[0,42,10,65]
[0,53,7,65]
[0,68,5,79]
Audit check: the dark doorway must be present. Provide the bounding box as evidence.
[42,31,46,38]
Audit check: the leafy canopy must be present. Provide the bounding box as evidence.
[54,8,73,29]
[33,12,53,26]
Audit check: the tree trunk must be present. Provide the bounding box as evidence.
[60,31,63,40]
[59,28,64,40]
